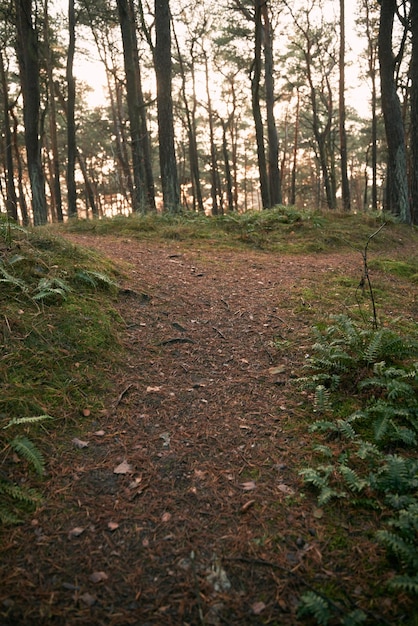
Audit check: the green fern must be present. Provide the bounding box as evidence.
[32,276,71,302]
[298,591,331,625]
[0,481,41,504]
[74,269,117,290]
[0,480,41,525]
[4,415,53,429]
[298,315,418,599]
[314,384,332,412]
[0,263,28,292]
[386,574,418,594]
[339,465,367,493]
[9,435,45,476]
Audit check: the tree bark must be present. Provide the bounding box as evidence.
[0,50,18,221]
[410,0,418,224]
[154,0,180,212]
[261,0,281,206]
[252,0,270,209]
[44,0,63,222]
[66,0,77,217]
[204,51,220,215]
[14,0,48,225]
[378,0,411,223]
[117,0,155,212]
[173,27,204,213]
[339,0,350,211]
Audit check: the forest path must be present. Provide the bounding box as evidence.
[0,237,381,625]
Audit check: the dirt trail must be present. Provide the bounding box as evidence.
[0,237,392,625]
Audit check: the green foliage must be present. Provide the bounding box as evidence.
[377,502,418,593]
[299,314,418,606]
[298,591,331,625]
[0,414,52,524]
[298,591,368,626]
[58,209,417,255]
[0,225,122,525]
[8,436,45,476]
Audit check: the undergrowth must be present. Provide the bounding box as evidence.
[298,314,418,625]
[55,206,417,256]
[0,217,121,524]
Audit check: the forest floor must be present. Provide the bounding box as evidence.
[0,233,416,625]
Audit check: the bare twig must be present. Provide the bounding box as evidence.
[357,222,386,329]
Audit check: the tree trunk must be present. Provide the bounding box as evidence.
[66,0,77,217]
[339,0,350,211]
[10,108,29,225]
[410,0,418,224]
[14,0,48,225]
[154,0,180,212]
[44,0,63,222]
[204,52,220,215]
[378,0,411,223]
[119,0,155,211]
[221,118,234,213]
[173,27,204,212]
[290,90,300,206]
[0,50,18,221]
[54,83,98,218]
[252,0,270,209]
[261,0,281,206]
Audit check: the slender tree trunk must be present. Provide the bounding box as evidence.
[66,0,77,217]
[154,0,180,212]
[378,0,410,223]
[117,0,147,212]
[290,90,300,206]
[44,0,63,222]
[252,0,270,209]
[0,50,18,221]
[54,83,98,217]
[106,67,135,204]
[261,0,281,206]
[410,0,418,224]
[339,0,350,211]
[10,109,29,224]
[204,52,220,215]
[14,0,48,225]
[220,118,234,212]
[364,0,378,210]
[173,27,204,212]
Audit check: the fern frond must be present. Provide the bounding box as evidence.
[0,508,22,525]
[355,440,381,460]
[74,269,117,290]
[335,418,357,440]
[339,465,367,492]
[3,415,53,429]
[32,277,71,302]
[373,414,390,442]
[342,608,367,625]
[314,385,331,412]
[318,486,346,505]
[376,530,418,569]
[313,445,333,458]
[0,481,41,504]
[297,591,331,625]
[0,265,28,292]
[364,330,386,363]
[10,436,45,475]
[387,574,418,594]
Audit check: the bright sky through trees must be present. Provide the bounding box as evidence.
[53,0,371,116]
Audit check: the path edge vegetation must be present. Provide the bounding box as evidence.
[0,208,417,625]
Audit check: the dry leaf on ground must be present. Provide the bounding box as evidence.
[113,460,133,474]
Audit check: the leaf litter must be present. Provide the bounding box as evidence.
[0,235,416,625]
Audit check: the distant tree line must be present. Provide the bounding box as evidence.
[0,0,417,224]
